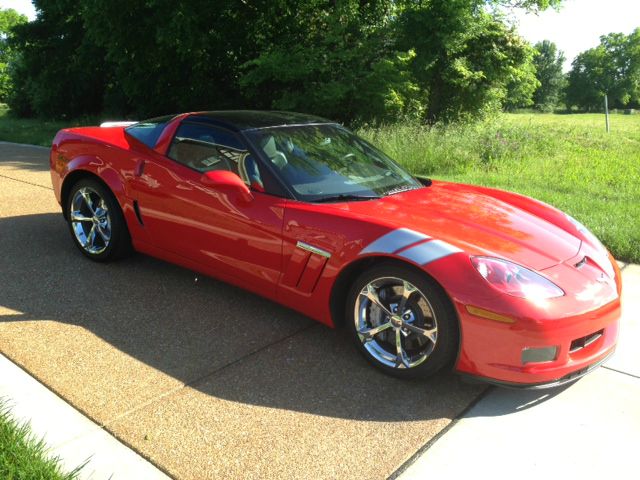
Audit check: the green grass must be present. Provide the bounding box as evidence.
[0,400,82,480]
[0,106,98,147]
[359,113,640,263]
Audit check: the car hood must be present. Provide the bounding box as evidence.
[331,182,581,271]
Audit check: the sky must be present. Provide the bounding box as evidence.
[510,0,640,71]
[0,0,35,19]
[2,0,639,72]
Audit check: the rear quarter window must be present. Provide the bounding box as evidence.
[125,115,175,148]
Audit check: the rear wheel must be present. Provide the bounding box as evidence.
[346,263,458,379]
[65,178,132,262]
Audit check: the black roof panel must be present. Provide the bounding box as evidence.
[186,110,334,131]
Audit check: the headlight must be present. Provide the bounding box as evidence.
[565,214,606,252]
[471,256,564,300]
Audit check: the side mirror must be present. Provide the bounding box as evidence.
[200,170,253,203]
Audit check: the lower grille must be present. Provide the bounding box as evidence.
[570,329,604,353]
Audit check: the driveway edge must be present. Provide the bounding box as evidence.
[0,140,50,150]
[0,353,172,480]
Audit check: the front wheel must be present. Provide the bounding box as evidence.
[346,263,458,379]
[65,178,132,262]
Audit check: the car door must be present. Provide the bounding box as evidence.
[130,120,286,295]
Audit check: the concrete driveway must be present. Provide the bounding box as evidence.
[0,142,483,479]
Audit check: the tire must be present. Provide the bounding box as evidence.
[346,262,458,379]
[65,178,132,262]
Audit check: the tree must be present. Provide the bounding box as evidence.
[565,29,640,111]
[242,0,550,123]
[0,8,27,102]
[532,40,565,111]
[80,0,277,117]
[240,1,424,124]
[8,0,107,117]
[8,0,563,121]
[398,0,541,122]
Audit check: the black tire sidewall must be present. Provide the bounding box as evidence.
[346,262,459,379]
[65,178,130,262]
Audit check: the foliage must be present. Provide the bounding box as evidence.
[358,112,640,263]
[8,0,106,117]
[7,0,559,122]
[532,40,565,111]
[240,1,424,124]
[0,8,27,102]
[504,45,539,111]
[565,29,640,111]
[0,400,82,479]
[0,104,97,146]
[80,0,277,117]
[398,1,540,122]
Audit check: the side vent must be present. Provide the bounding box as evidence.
[133,200,144,226]
[282,241,331,293]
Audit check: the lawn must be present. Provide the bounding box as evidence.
[359,113,640,264]
[0,400,81,479]
[0,106,97,147]
[0,108,637,262]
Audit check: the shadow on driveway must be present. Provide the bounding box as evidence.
[0,142,50,173]
[0,212,483,423]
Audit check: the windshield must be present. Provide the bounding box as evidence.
[245,124,421,202]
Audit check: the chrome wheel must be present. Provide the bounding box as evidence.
[70,187,112,255]
[354,276,438,369]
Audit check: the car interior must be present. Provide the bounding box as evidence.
[169,135,264,191]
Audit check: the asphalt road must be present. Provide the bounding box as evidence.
[0,142,483,479]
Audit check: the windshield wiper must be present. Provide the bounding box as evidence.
[313,194,381,203]
[383,185,421,196]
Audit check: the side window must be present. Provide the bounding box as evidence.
[168,122,247,176]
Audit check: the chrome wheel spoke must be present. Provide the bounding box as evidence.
[397,280,416,316]
[362,284,394,318]
[403,322,437,344]
[358,321,392,341]
[395,329,409,368]
[85,225,97,248]
[96,224,110,243]
[70,211,93,222]
[81,190,96,215]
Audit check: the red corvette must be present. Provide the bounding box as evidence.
[50,111,622,387]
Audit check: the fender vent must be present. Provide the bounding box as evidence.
[281,242,330,293]
[133,200,144,226]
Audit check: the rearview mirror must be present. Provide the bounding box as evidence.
[200,170,253,203]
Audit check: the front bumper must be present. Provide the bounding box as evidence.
[441,250,622,387]
[460,349,615,389]
[455,296,620,386]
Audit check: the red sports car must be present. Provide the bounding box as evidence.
[50,111,622,388]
